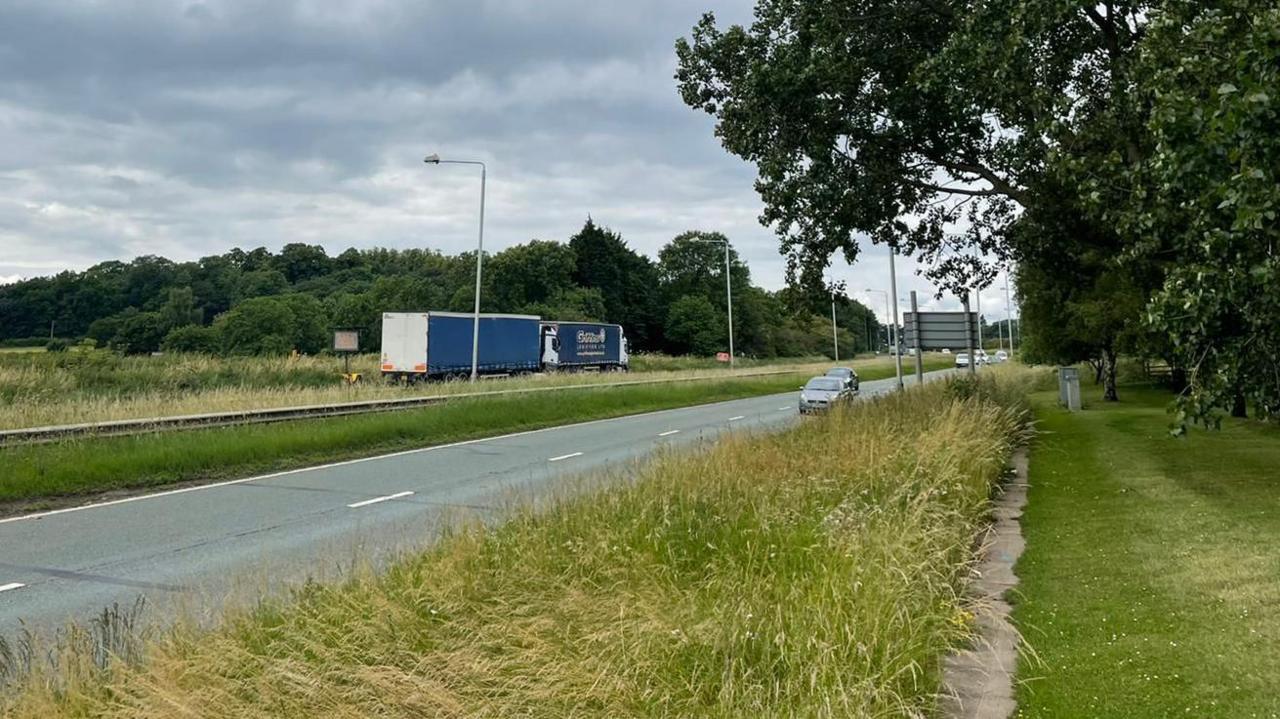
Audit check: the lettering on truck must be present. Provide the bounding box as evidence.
[576,329,607,357]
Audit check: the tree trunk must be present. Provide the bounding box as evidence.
[1089,358,1104,384]
[1102,347,1119,402]
[1231,390,1248,418]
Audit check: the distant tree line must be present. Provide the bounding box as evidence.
[0,219,883,359]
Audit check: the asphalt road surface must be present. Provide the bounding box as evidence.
[0,370,944,639]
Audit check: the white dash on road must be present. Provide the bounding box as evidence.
[658,430,681,437]
[778,406,791,412]
[728,415,745,422]
[548,452,584,462]
[0,583,25,593]
[347,491,415,509]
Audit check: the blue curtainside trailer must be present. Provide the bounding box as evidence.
[427,312,542,378]
[541,321,628,371]
[380,312,542,381]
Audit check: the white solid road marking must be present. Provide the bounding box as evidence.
[0,583,25,593]
[548,452,584,462]
[658,430,681,437]
[346,491,415,509]
[728,415,745,422]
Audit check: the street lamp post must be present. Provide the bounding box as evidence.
[828,271,839,362]
[1003,268,1015,358]
[866,282,903,390]
[976,287,984,351]
[888,249,904,390]
[831,293,839,362]
[690,237,735,368]
[424,153,486,382]
[865,289,892,353]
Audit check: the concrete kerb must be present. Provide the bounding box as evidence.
[939,447,1030,719]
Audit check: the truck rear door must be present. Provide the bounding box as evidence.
[380,313,429,373]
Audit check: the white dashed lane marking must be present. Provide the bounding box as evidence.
[658,430,680,437]
[0,582,25,593]
[728,416,745,422]
[347,491,415,509]
[548,452,584,462]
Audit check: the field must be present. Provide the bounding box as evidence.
[1015,385,1280,716]
[0,351,909,430]
[0,370,1034,717]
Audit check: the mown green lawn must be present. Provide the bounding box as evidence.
[1016,385,1280,717]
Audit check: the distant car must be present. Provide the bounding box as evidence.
[973,349,990,365]
[994,350,1009,363]
[940,348,951,354]
[955,352,971,368]
[824,366,860,393]
[905,347,917,356]
[799,376,854,414]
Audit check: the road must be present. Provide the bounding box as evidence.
[0,371,939,639]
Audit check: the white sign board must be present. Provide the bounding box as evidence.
[902,312,979,350]
[332,330,360,353]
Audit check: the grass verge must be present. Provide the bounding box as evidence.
[1015,385,1280,717]
[0,371,1032,717]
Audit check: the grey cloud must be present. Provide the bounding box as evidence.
[2,0,990,306]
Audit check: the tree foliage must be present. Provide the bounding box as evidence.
[1120,2,1280,424]
[677,1,1280,418]
[0,220,882,360]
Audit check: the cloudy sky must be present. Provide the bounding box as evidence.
[0,0,1014,322]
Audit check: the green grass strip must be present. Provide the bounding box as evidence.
[1016,385,1280,716]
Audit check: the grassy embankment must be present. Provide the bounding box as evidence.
[0,351,877,430]
[1015,385,1280,717]
[0,371,1033,717]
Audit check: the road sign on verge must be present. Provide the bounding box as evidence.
[902,312,979,351]
[333,330,360,353]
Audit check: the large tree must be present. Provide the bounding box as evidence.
[486,240,579,313]
[676,0,1153,396]
[1112,1,1280,424]
[568,219,665,349]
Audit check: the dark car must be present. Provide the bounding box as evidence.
[799,376,855,414]
[824,366,860,393]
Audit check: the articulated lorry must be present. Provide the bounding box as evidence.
[380,312,628,382]
[539,321,628,372]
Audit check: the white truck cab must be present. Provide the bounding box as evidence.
[540,324,561,367]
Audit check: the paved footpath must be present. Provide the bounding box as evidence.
[940,447,1029,718]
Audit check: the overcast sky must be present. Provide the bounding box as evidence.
[0,0,1014,321]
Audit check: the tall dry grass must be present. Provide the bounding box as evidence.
[0,352,919,430]
[1,369,1037,718]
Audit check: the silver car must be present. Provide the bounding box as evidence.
[824,366,860,392]
[799,376,854,414]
